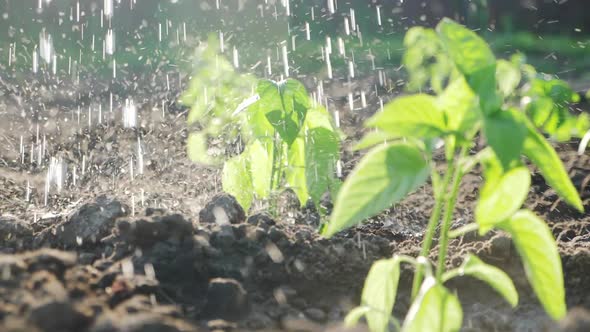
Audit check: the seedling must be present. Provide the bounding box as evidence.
[223,78,341,213]
[182,38,341,214]
[324,18,585,332]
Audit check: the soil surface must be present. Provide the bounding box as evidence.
[1,73,590,332]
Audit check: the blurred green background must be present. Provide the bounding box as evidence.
[0,0,589,83]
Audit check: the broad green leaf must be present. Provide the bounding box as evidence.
[483,109,527,170]
[438,77,481,155]
[466,65,500,115]
[256,79,310,146]
[522,120,584,212]
[285,137,309,205]
[305,106,338,132]
[246,139,273,198]
[478,147,503,192]
[329,178,342,204]
[436,19,495,76]
[282,79,312,112]
[498,210,566,320]
[323,142,429,237]
[436,19,499,114]
[366,94,447,139]
[524,78,580,141]
[246,101,275,139]
[256,79,283,111]
[476,166,530,234]
[360,258,401,332]
[438,77,479,133]
[496,59,521,98]
[305,127,340,205]
[446,254,518,307]
[402,278,462,332]
[222,156,254,211]
[265,110,301,146]
[403,26,453,93]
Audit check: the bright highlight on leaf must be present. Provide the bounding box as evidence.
[323,142,429,237]
[436,18,500,115]
[366,94,447,139]
[522,120,584,212]
[358,258,402,332]
[476,166,530,234]
[445,254,518,307]
[498,210,566,320]
[222,155,253,212]
[402,278,463,332]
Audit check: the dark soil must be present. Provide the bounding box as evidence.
[1,74,590,332]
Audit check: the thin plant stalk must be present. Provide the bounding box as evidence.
[410,160,454,299]
[435,147,468,281]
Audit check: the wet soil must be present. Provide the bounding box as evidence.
[1,74,590,332]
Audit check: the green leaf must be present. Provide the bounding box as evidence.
[285,137,309,205]
[436,18,499,115]
[402,278,463,332]
[304,106,337,131]
[476,166,530,234]
[498,210,566,320]
[222,156,254,212]
[524,78,580,141]
[246,139,273,198]
[438,77,480,133]
[305,127,340,205]
[483,109,527,170]
[522,120,584,212]
[256,79,283,111]
[323,142,429,237]
[366,94,447,139]
[446,254,518,307]
[256,79,310,146]
[436,19,495,76]
[265,110,301,146]
[360,258,401,332]
[246,101,275,139]
[496,59,521,98]
[403,26,453,93]
[282,79,312,112]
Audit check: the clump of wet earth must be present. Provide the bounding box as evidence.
[1,77,590,331]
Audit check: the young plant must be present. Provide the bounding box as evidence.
[181,35,257,165]
[323,18,585,332]
[182,38,341,213]
[224,78,341,213]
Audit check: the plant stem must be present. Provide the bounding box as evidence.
[435,147,468,282]
[268,131,283,216]
[275,141,284,190]
[410,162,454,299]
[270,130,280,194]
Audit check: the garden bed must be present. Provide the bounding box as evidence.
[0,79,589,332]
